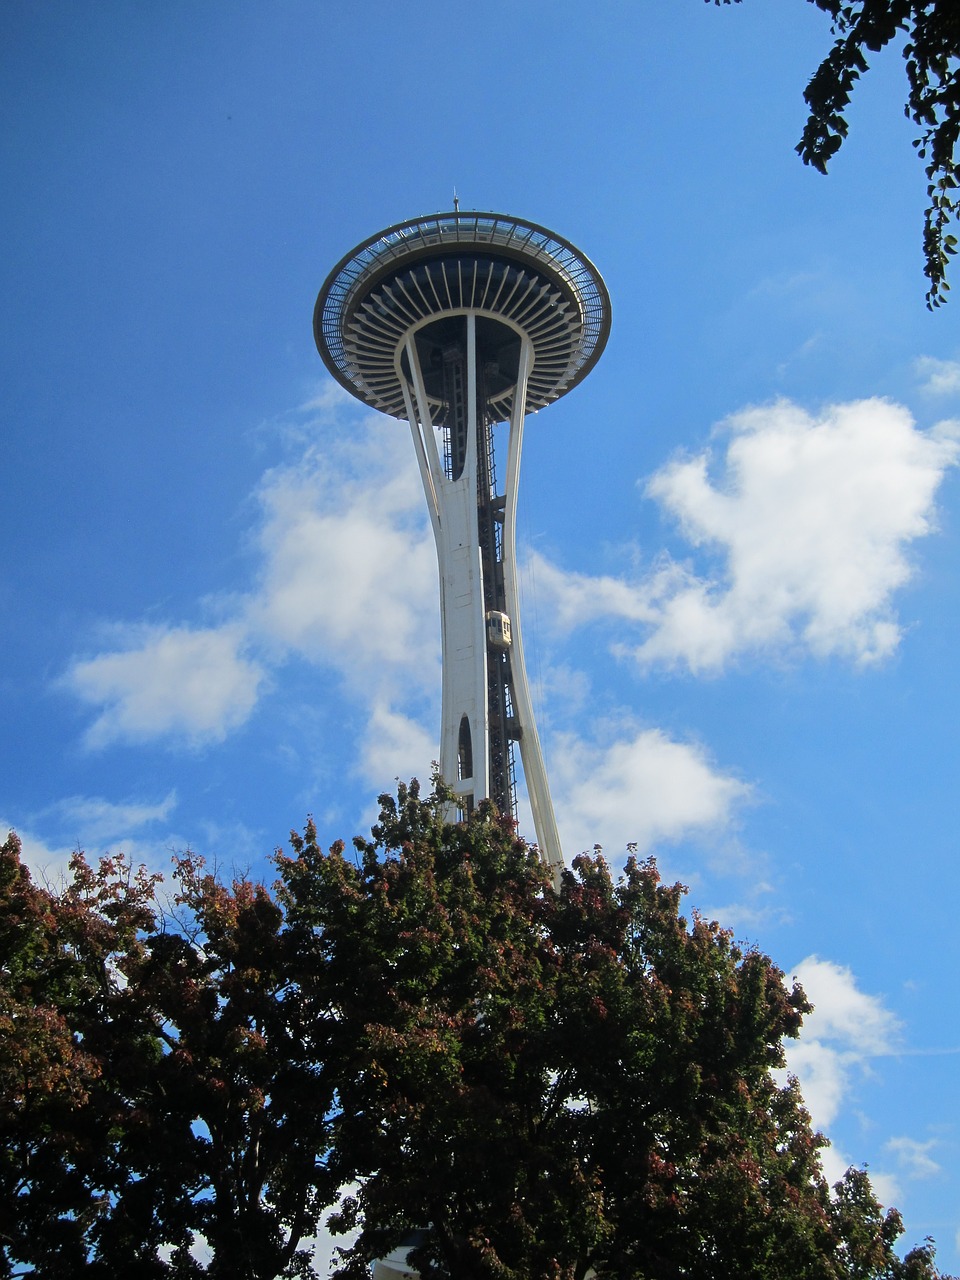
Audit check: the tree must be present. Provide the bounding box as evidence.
[2,793,954,1278]
[275,783,953,1280]
[98,853,342,1279]
[0,834,340,1279]
[712,0,959,307]
[0,833,161,1275]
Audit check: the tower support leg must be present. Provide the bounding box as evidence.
[501,338,564,871]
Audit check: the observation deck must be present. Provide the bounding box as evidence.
[314,211,611,424]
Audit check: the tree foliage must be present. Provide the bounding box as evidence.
[1,791,954,1279]
[712,0,959,307]
[0,833,337,1279]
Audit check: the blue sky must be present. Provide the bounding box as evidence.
[3,0,959,1266]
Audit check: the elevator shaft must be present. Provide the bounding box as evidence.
[439,335,517,820]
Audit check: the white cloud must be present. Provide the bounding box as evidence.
[785,956,900,1132]
[67,624,264,748]
[779,957,905,1204]
[792,955,900,1056]
[299,380,357,415]
[247,416,437,686]
[814,1140,901,1209]
[357,705,437,790]
[243,409,441,798]
[698,887,787,936]
[536,398,960,673]
[51,791,177,843]
[4,792,187,888]
[865,1169,901,1212]
[885,1136,942,1180]
[550,727,750,858]
[62,393,439,796]
[785,1040,853,1134]
[529,554,659,632]
[915,355,960,396]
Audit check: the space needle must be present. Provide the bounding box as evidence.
[314,211,610,869]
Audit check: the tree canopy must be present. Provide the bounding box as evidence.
[1,786,954,1278]
[0,835,337,1279]
[712,0,959,307]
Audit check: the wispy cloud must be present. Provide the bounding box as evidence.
[536,397,960,673]
[357,706,437,791]
[885,1136,942,1180]
[50,791,178,844]
[698,884,788,937]
[5,790,181,885]
[551,727,750,859]
[61,394,437,763]
[246,414,437,688]
[66,624,264,748]
[791,954,900,1068]
[784,956,902,1198]
[915,355,960,397]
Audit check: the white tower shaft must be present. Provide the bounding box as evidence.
[400,315,562,868]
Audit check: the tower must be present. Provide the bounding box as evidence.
[314,212,610,869]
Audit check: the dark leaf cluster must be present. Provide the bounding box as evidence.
[0,833,333,1279]
[711,0,959,306]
